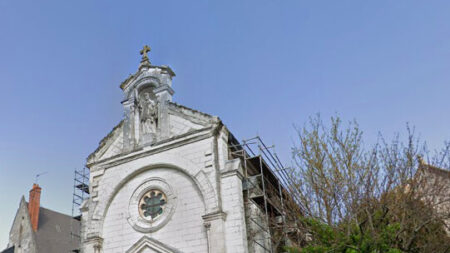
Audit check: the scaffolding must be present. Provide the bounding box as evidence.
[229,136,304,252]
[70,166,90,252]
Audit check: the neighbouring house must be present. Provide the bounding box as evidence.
[416,160,450,235]
[2,184,80,253]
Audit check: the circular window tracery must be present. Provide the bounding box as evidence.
[138,189,167,221]
[128,177,176,233]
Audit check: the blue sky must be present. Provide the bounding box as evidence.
[1,0,450,248]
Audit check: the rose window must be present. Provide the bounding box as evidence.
[138,189,167,221]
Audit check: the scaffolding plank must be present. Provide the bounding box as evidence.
[76,183,90,194]
[250,196,282,216]
[246,156,280,189]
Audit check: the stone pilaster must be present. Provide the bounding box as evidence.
[154,84,174,140]
[82,234,103,253]
[202,211,227,253]
[221,159,249,253]
[122,98,136,152]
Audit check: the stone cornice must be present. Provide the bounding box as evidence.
[87,126,216,171]
[87,120,124,164]
[221,158,244,180]
[120,65,175,91]
[202,211,227,222]
[154,84,174,96]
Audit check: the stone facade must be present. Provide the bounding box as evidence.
[7,198,37,253]
[81,47,251,253]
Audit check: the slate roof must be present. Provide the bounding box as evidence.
[0,246,14,253]
[35,206,80,253]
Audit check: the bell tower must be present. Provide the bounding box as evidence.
[120,45,176,150]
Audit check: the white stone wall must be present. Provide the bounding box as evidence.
[221,163,248,253]
[7,199,37,253]
[102,167,207,252]
[83,119,252,253]
[84,134,236,253]
[101,131,124,160]
[168,114,203,137]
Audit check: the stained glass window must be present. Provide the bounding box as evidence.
[139,189,167,220]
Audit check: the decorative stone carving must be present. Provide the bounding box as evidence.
[119,46,176,151]
[138,90,158,134]
[127,177,177,233]
[138,189,166,221]
[126,236,182,253]
[137,89,158,145]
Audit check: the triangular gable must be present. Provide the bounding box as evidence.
[87,121,124,164]
[87,103,221,165]
[126,236,183,253]
[168,102,215,124]
[120,65,175,91]
[7,197,36,251]
[167,102,217,137]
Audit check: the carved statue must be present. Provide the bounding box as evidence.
[138,91,158,135]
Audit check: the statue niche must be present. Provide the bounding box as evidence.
[138,89,158,143]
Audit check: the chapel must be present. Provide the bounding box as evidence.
[80,46,301,253]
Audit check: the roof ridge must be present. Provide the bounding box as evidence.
[24,201,72,217]
[419,163,450,178]
[38,205,73,218]
[168,101,216,119]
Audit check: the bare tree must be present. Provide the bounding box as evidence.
[289,115,450,252]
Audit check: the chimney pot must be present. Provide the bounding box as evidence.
[28,184,41,232]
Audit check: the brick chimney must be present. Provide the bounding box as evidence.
[28,184,41,232]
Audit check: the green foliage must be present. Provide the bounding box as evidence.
[285,217,404,253]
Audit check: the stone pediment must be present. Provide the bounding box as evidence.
[126,236,182,253]
[87,121,124,164]
[167,102,217,138]
[87,103,219,165]
[120,65,175,92]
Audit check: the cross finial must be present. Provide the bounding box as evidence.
[140,45,151,60]
[139,45,151,70]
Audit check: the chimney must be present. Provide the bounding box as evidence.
[28,184,41,232]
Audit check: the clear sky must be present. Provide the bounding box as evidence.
[1,0,449,248]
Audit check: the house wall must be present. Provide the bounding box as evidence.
[7,199,37,253]
[420,168,450,235]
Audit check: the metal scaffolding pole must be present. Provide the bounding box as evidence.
[229,134,305,252]
[70,167,90,252]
